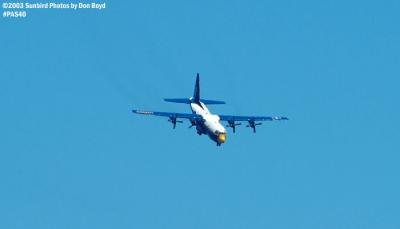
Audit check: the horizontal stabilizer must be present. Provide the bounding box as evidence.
[201,99,226,105]
[164,98,191,104]
[164,98,225,105]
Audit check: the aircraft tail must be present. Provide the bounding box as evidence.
[192,73,200,104]
[164,98,225,105]
[164,73,225,105]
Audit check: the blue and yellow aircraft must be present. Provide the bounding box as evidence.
[132,73,288,146]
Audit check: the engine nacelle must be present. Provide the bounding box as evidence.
[226,120,242,133]
[168,116,182,129]
[246,120,262,133]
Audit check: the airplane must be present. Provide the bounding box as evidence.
[132,73,288,146]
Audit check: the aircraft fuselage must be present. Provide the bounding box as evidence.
[190,102,227,145]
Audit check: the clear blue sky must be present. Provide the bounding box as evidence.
[1,1,399,228]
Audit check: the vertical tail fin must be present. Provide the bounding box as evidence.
[193,73,200,104]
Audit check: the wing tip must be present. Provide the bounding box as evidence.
[132,109,154,115]
[272,116,289,121]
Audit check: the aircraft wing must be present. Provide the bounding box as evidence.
[132,109,203,129]
[132,109,202,120]
[219,115,288,121]
[219,114,288,133]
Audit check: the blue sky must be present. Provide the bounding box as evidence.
[1,0,399,228]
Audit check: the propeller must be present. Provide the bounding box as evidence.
[246,120,262,133]
[168,116,183,129]
[226,120,242,133]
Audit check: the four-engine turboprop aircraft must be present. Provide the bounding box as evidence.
[132,73,288,146]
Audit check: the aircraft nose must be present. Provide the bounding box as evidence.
[217,133,226,143]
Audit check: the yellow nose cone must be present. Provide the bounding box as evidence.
[217,133,226,143]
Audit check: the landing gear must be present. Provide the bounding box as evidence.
[189,118,203,129]
[195,123,204,136]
